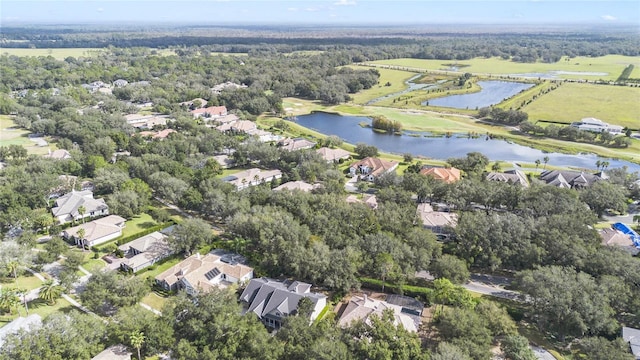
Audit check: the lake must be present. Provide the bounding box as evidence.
[294,112,640,172]
[424,81,535,109]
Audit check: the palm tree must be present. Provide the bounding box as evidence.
[76,228,86,251]
[491,161,501,172]
[78,205,86,223]
[595,160,602,171]
[534,159,541,171]
[6,260,20,281]
[543,156,549,169]
[39,280,63,305]
[602,161,610,171]
[0,290,20,315]
[129,331,145,360]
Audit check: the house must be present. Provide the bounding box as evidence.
[416,203,457,240]
[63,215,126,248]
[179,98,208,109]
[118,231,173,273]
[211,81,248,94]
[539,170,604,189]
[43,149,72,160]
[138,128,176,140]
[0,314,42,347]
[349,157,399,181]
[249,129,283,143]
[337,295,419,332]
[570,117,624,134]
[316,147,351,163]
[51,190,109,224]
[600,228,640,256]
[216,120,257,134]
[112,79,129,88]
[240,278,327,329]
[420,166,461,183]
[221,168,282,190]
[191,106,228,119]
[277,138,317,152]
[274,181,319,192]
[124,114,171,129]
[212,154,236,169]
[155,251,253,295]
[92,344,132,360]
[622,327,640,360]
[211,114,239,125]
[346,194,378,210]
[486,169,529,187]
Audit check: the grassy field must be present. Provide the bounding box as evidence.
[522,83,640,129]
[120,213,159,238]
[0,115,58,155]
[0,297,74,327]
[141,292,169,313]
[0,48,105,59]
[0,273,44,292]
[367,55,640,81]
[342,66,419,104]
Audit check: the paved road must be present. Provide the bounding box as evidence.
[531,346,557,360]
[416,271,523,301]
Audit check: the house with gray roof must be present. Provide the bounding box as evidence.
[539,170,605,189]
[51,190,109,224]
[0,314,42,347]
[240,278,327,329]
[623,327,640,359]
[63,215,126,248]
[118,231,173,273]
[337,295,419,332]
[486,169,529,187]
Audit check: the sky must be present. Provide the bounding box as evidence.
[1,0,639,25]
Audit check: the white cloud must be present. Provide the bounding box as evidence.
[97,7,104,13]
[287,7,298,12]
[601,14,617,21]
[306,7,319,12]
[334,0,356,6]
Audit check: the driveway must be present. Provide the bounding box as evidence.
[531,346,557,360]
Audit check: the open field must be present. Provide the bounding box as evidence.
[367,55,640,81]
[0,273,45,292]
[523,83,640,129]
[0,115,57,155]
[141,292,169,313]
[0,48,105,59]
[120,213,159,238]
[341,66,419,104]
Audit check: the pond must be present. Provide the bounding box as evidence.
[423,81,535,109]
[366,74,441,105]
[294,112,640,172]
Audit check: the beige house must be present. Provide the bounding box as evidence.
[273,181,319,192]
[119,231,173,273]
[63,215,126,248]
[349,157,398,182]
[600,228,639,256]
[44,149,72,160]
[191,106,228,119]
[221,168,282,190]
[338,295,419,332]
[51,190,109,224]
[155,251,253,295]
[486,169,529,187]
[420,167,461,183]
[277,138,317,152]
[316,147,351,163]
[416,203,457,239]
[346,194,378,210]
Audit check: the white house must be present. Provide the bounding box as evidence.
[221,168,282,190]
[63,215,126,248]
[51,190,109,224]
[118,231,173,273]
[570,117,624,134]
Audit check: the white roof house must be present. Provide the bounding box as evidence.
[316,147,351,163]
[63,215,126,248]
[623,327,640,360]
[118,231,173,273]
[338,295,419,332]
[221,168,282,190]
[416,203,457,238]
[273,181,319,192]
[51,190,109,224]
[570,117,624,134]
[0,314,42,347]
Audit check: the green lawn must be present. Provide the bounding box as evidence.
[82,259,107,274]
[0,273,44,292]
[342,66,419,104]
[0,115,57,155]
[140,292,169,313]
[120,213,159,238]
[0,297,74,327]
[523,82,640,129]
[367,55,640,81]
